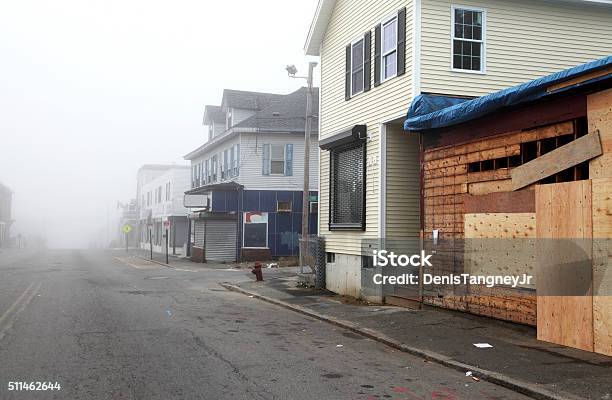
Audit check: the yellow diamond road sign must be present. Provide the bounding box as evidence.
[122,224,133,234]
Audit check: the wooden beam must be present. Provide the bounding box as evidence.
[547,66,612,93]
[511,131,602,191]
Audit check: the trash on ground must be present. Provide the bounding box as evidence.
[472,377,480,382]
[465,371,473,377]
[336,344,343,348]
[248,295,254,298]
[473,343,493,348]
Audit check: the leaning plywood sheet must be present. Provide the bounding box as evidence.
[512,131,602,190]
[592,178,612,356]
[536,181,594,352]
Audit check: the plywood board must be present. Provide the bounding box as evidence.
[589,89,612,179]
[512,131,602,190]
[465,213,536,239]
[468,179,513,195]
[464,191,535,214]
[593,297,612,356]
[464,213,536,289]
[591,177,612,356]
[536,181,594,352]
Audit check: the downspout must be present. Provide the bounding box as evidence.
[418,131,425,308]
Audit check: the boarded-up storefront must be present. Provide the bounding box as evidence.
[405,57,612,355]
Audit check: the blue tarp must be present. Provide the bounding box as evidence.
[404,56,612,131]
[407,94,471,119]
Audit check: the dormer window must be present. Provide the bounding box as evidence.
[226,110,233,129]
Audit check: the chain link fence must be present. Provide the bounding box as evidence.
[299,235,326,289]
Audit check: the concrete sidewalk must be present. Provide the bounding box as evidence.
[223,275,612,400]
[126,248,230,270]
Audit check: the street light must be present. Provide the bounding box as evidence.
[287,62,317,273]
[285,64,299,77]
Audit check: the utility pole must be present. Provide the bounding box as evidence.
[301,61,317,272]
[286,61,318,272]
[165,227,169,264]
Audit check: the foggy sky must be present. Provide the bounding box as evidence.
[0,0,318,248]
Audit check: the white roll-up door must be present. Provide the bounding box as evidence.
[205,220,237,262]
[193,220,206,248]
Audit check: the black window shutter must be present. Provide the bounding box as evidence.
[363,31,372,92]
[374,24,381,87]
[397,7,407,77]
[345,45,351,101]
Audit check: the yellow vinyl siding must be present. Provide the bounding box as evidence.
[385,125,420,239]
[420,0,612,97]
[319,0,414,255]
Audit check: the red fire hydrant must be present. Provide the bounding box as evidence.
[251,261,264,281]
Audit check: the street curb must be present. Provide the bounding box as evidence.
[219,283,581,400]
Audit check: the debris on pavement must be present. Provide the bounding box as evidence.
[473,343,494,348]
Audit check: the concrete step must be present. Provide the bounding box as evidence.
[385,295,422,310]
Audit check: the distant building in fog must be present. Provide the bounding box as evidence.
[0,182,13,248]
[136,164,191,255]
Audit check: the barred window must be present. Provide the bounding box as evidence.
[330,142,366,230]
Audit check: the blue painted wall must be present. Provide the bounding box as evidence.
[211,189,318,257]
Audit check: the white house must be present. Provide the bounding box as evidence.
[136,164,191,255]
[304,0,612,300]
[184,87,319,262]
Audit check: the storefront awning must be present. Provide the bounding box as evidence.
[184,181,243,195]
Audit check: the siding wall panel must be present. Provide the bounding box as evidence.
[320,0,414,255]
[420,0,612,96]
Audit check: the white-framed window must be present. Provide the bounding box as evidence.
[165,182,171,201]
[221,149,229,180]
[270,144,285,175]
[211,154,218,182]
[230,144,240,177]
[381,15,398,81]
[243,212,268,248]
[451,6,486,73]
[350,37,365,96]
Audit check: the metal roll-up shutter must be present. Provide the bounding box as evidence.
[194,220,206,248]
[205,220,237,262]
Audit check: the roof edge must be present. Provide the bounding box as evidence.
[304,0,336,56]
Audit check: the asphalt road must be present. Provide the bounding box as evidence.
[0,249,532,400]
